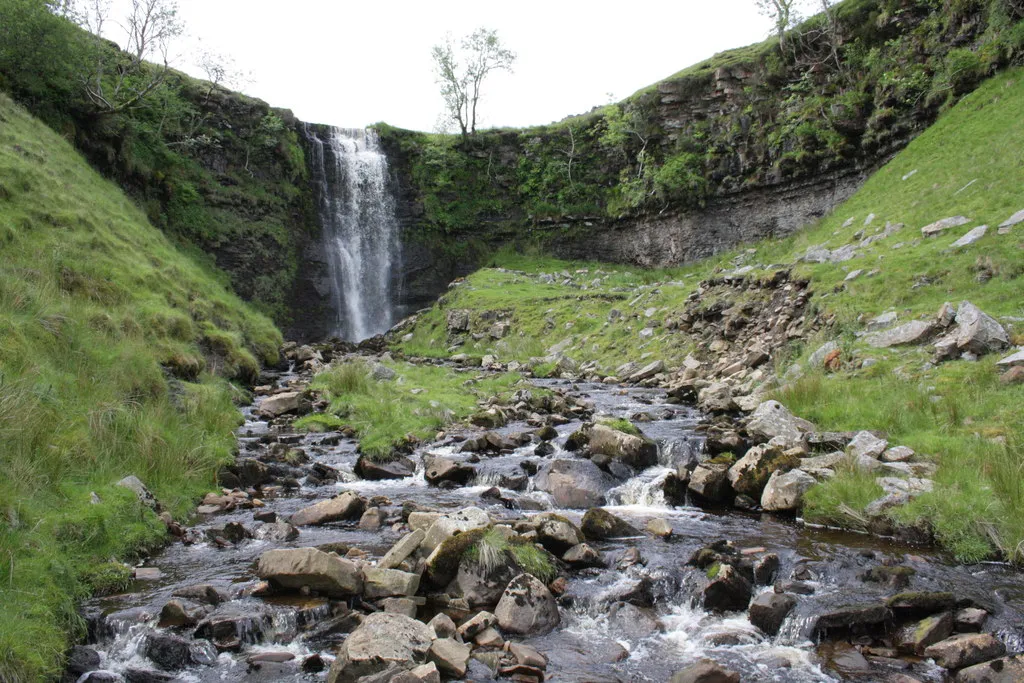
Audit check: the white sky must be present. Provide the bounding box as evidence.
[119,0,776,131]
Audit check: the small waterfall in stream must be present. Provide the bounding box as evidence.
[305,126,401,341]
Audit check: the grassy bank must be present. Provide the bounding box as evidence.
[395,68,1024,563]
[296,360,536,460]
[0,94,281,681]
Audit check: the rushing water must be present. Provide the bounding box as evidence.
[305,127,400,341]
[79,372,1024,682]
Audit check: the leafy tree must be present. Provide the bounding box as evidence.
[431,28,515,138]
[756,0,800,54]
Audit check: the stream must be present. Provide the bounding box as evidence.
[78,368,1024,682]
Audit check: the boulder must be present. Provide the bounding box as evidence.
[951,225,988,248]
[144,633,215,671]
[749,592,797,636]
[761,469,816,512]
[955,608,989,633]
[688,463,732,504]
[951,301,1009,355]
[356,455,416,480]
[581,508,640,540]
[847,431,888,459]
[956,654,1024,682]
[290,491,365,526]
[253,521,299,542]
[116,475,158,510]
[728,444,795,497]
[895,611,953,655]
[698,383,735,413]
[456,611,496,640]
[562,543,604,569]
[812,603,891,638]
[996,349,1024,369]
[745,401,809,444]
[455,557,516,607]
[921,216,970,237]
[255,548,362,597]
[532,513,584,554]
[494,574,560,635]
[362,568,420,599]
[427,638,470,678]
[607,602,660,639]
[446,309,470,332]
[534,459,617,509]
[379,529,425,570]
[646,518,673,538]
[259,392,303,418]
[327,612,433,682]
[424,456,475,487]
[428,612,457,639]
[924,633,1006,670]
[867,320,936,348]
[421,507,490,553]
[586,423,658,469]
[670,660,740,683]
[703,563,752,613]
[629,360,666,382]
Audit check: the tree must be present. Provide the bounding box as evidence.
[431,28,515,138]
[74,0,184,113]
[756,0,800,54]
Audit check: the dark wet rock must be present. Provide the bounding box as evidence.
[687,463,732,504]
[494,573,560,635]
[860,564,915,589]
[171,584,227,606]
[887,591,956,619]
[581,508,640,540]
[956,654,1024,682]
[143,633,215,671]
[813,602,891,638]
[123,668,176,683]
[327,612,433,682]
[925,633,1006,670]
[359,507,385,531]
[255,548,363,597]
[662,470,690,505]
[533,441,555,456]
[577,422,658,469]
[427,612,457,639]
[455,557,516,607]
[77,673,120,682]
[194,608,270,651]
[775,580,815,595]
[955,608,989,633]
[827,643,873,676]
[562,543,604,569]
[895,611,954,655]
[703,563,752,613]
[670,659,741,683]
[749,592,797,636]
[253,510,278,523]
[63,645,101,683]
[753,553,780,585]
[608,602,660,638]
[290,491,365,526]
[616,546,644,569]
[158,599,207,628]
[424,456,475,486]
[355,455,416,480]
[427,638,471,678]
[534,459,617,509]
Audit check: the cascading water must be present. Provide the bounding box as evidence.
[304,126,401,341]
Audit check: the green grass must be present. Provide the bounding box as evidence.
[0,93,281,681]
[295,360,535,460]
[463,528,557,583]
[394,68,1024,563]
[599,418,642,437]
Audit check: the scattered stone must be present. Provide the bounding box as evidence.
[698,382,735,413]
[646,518,673,538]
[895,611,954,655]
[356,455,416,480]
[424,456,475,487]
[421,507,490,553]
[996,349,1024,369]
[745,400,806,443]
[749,592,797,636]
[363,567,420,599]
[924,633,1006,670]
[848,431,888,459]
[813,603,891,638]
[494,574,560,635]
[867,320,936,348]
[943,301,1009,357]
[922,216,970,237]
[955,608,989,633]
[117,475,158,510]
[882,446,915,463]
[446,310,470,332]
[998,209,1024,228]
[259,391,304,418]
[887,591,956,618]
[562,543,604,569]
[380,529,426,569]
[456,611,496,640]
[951,225,988,248]
[532,513,584,554]
[703,563,752,613]
[427,638,471,678]
[255,548,362,598]
[585,422,658,469]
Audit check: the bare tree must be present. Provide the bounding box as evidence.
[431,28,515,139]
[756,0,800,54]
[75,0,183,113]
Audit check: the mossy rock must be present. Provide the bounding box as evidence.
[581,508,641,540]
[425,527,489,588]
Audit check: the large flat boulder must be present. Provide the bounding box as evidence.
[534,459,617,509]
[327,612,433,682]
[586,423,658,469]
[259,391,303,418]
[290,491,365,527]
[255,548,362,597]
[761,469,816,512]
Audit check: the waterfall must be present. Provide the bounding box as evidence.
[305,126,401,341]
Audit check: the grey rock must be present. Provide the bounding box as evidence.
[494,574,560,635]
[761,469,816,512]
[847,431,888,459]
[698,382,735,413]
[882,446,915,463]
[379,529,425,570]
[427,638,470,678]
[116,475,157,509]
[581,507,640,540]
[446,310,470,332]
[562,543,604,568]
[809,341,840,367]
[996,348,1024,369]
[749,592,797,636]
[703,563,752,613]
[421,507,490,553]
[327,612,433,682]
[745,400,804,443]
[867,320,935,348]
[253,521,299,542]
[952,301,1009,355]
[924,633,1006,670]
[255,548,362,597]
[922,216,970,237]
[608,602,660,639]
[290,491,365,526]
[456,610,495,640]
[957,654,1024,682]
[998,209,1024,228]
[586,423,658,469]
[688,463,732,503]
[532,513,584,554]
[670,659,740,683]
[362,567,420,599]
[867,311,898,330]
[951,225,988,248]
[259,391,303,418]
[895,611,953,655]
[534,459,617,509]
[427,612,456,639]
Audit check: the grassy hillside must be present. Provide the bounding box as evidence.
[0,93,281,682]
[396,68,1024,563]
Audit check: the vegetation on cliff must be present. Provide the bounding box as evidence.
[394,67,1024,563]
[0,93,281,682]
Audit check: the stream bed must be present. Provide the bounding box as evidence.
[78,371,1024,682]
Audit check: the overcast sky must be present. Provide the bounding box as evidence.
[119,0,775,131]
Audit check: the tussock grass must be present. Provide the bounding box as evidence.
[296,360,532,460]
[464,528,557,583]
[0,94,280,681]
